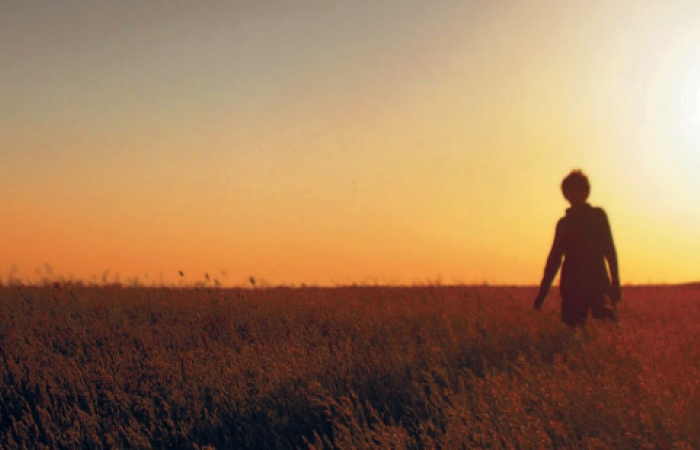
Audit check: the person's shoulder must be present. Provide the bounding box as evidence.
[588,205,611,225]
[556,215,568,230]
[590,205,608,217]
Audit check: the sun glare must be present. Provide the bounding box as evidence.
[647,38,700,188]
[679,70,700,131]
[673,41,700,149]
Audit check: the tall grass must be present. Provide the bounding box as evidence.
[0,285,698,448]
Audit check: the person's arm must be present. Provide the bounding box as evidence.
[534,221,564,310]
[601,210,621,302]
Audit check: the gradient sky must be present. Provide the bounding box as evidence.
[2,0,700,286]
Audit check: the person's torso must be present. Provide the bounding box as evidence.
[559,205,610,289]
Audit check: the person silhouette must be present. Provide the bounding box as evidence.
[534,170,621,326]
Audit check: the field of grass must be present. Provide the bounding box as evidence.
[0,284,699,448]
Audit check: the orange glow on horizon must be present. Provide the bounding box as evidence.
[2,1,700,286]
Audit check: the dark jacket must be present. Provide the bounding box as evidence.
[536,203,620,305]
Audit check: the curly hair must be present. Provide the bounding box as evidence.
[561,169,590,203]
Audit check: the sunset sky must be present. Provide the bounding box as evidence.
[2,1,700,286]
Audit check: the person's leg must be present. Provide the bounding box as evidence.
[561,295,588,327]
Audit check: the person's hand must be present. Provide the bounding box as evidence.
[533,295,545,311]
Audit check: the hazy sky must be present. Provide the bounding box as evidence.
[2,0,700,285]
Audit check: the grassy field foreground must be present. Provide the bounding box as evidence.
[0,284,699,448]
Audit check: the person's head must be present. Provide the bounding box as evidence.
[561,169,590,206]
